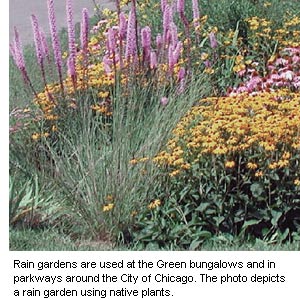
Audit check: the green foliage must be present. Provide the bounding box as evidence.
[9,0,300,250]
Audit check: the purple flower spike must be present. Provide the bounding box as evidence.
[12,27,26,71]
[192,0,200,31]
[119,12,127,41]
[163,5,172,45]
[141,26,151,63]
[67,55,76,77]
[11,27,37,96]
[178,67,186,94]
[161,0,167,12]
[107,28,116,55]
[177,0,185,14]
[103,55,112,74]
[125,7,137,61]
[178,67,185,81]
[40,29,51,62]
[80,8,89,56]
[31,14,43,66]
[209,31,218,49]
[170,22,178,49]
[47,0,63,90]
[66,0,76,86]
[150,51,157,69]
[156,34,163,50]
[168,47,175,73]
[192,0,200,22]
[173,41,182,63]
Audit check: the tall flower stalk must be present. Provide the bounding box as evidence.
[10,27,38,97]
[31,14,47,88]
[40,29,51,63]
[177,0,191,72]
[47,0,64,94]
[125,6,137,62]
[192,0,200,43]
[66,0,77,89]
[80,8,89,65]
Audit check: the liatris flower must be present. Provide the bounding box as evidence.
[47,0,64,93]
[178,66,185,81]
[163,4,172,45]
[209,31,218,49]
[178,67,186,93]
[103,55,112,74]
[161,0,167,12]
[11,27,26,72]
[31,14,49,88]
[170,22,178,49]
[107,28,116,55]
[125,7,137,61]
[192,0,200,41]
[192,0,200,25]
[31,15,43,66]
[168,47,175,72]
[168,41,182,73]
[40,29,51,63]
[67,55,76,78]
[141,26,151,63]
[172,41,182,63]
[80,8,89,57]
[66,0,76,87]
[177,0,184,14]
[156,34,163,51]
[118,11,127,69]
[150,51,157,69]
[10,27,37,97]
[119,12,127,40]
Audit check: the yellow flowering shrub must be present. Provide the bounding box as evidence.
[154,89,300,176]
[133,88,300,247]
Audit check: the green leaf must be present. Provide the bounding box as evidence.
[195,202,210,213]
[271,210,282,226]
[213,216,225,226]
[250,183,264,198]
[189,239,201,250]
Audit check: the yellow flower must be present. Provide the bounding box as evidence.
[225,161,235,168]
[269,162,278,169]
[148,199,161,209]
[130,159,138,165]
[294,179,300,186]
[98,91,109,98]
[282,152,291,160]
[103,203,114,212]
[255,171,263,177]
[247,162,258,170]
[31,133,40,141]
[169,170,181,177]
[201,52,209,60]
[277,160,289,168]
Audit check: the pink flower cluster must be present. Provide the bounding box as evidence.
[101,0,203,93]
[228,47,300,96]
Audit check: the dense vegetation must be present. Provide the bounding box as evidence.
[10,0,300,250]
